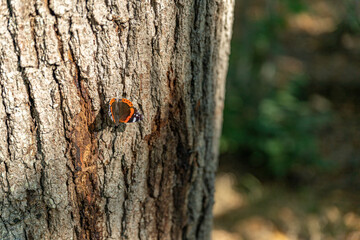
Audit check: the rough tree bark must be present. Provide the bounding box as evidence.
[0,0,234,239]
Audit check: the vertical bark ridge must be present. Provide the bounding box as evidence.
[21,69,51,239]
[66,7,104,239]
[190,0,214,237]
[0,1,49,239]
[0,68,11,239]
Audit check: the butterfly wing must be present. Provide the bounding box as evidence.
[109,98,143,124]
[117,101,134,123]
[127,108,143,122]
[108,98,118,123]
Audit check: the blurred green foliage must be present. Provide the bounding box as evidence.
[344,0,360,32]
[221,0,332,177]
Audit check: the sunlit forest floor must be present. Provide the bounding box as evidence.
[213,0,360,239]
[213,162,360,240]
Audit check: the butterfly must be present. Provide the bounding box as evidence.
[108,98,143,125]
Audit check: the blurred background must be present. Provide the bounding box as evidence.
[213,0,360,239]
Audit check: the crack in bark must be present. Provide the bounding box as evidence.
[1,160,10,195]
[120,154,129,238]
[0,83,11,196]
[21,70,44,160]
[53,19,65,63]
[123,1,133,86]
[195,187,206,238]
[29,16,40,68]
[5,0,19,61]
[68,22,83,93]
[5,0,13,16]
[0,213,11,238]
[156,143,167,238]
[104,195,111,237]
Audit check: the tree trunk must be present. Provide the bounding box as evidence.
[0,0,234,239]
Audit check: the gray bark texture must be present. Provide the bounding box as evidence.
[0,0,234,239]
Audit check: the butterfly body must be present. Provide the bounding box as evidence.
[108,98,143,124]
